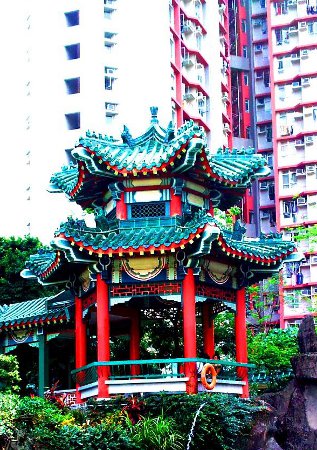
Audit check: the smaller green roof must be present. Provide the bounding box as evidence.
[0,291,74,330]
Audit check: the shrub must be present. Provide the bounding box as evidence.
[0,393,20,440]
[130,414,184,450]
[144,393,263,450]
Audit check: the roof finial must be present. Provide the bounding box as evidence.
[150,106,159,124]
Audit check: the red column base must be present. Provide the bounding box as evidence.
[185,362,198,394]
[98,366,110,399]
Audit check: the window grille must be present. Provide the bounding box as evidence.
[131,203,165,218]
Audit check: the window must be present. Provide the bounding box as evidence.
[263,152,273,168]
[65,10,79,27]
[65,112,80,130]
[282,170,296,189]
[246,126,251,139]
[287,292,300,309]
[244,74,249,85]
[266,125,272,142]
[104,9,114,20]
[170,36,175,60]
[242,46,248,58]
[65,43,80,60]
[241,19,247,33]
[65,77,80,94]
[249,210,255,224]
[105,76,114,90]
[245,99,250,112]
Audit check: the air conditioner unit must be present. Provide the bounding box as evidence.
[258,125,266,134]
[292,81,301,89]
[296,168,305,175]
[297,197,307,205]
[306,165,316,173]
[260,181,268,190]
[256,72,263,80]
[294,111,303,120]
[219,4,226,14]
[255,44,263,53]
[308,195,317,204]
[301,289,310,296]
[305,136,313,145]
[223,123,230,132]
[301,49,309,58]
[302,78,310,87]
[253,20,262,27]
[257,99,265,107]
[261,211,270,219]
[299,22,307,30]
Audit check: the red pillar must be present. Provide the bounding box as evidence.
[130,310,141,376]
[235,288,249,398]
[116,192,127,220]
[75,296,87,403]
[170,191,182,216]
[96,273,111,398]
[182,268,197,394]
[202,303,215,358]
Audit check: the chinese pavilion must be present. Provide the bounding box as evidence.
[1,108,296,402]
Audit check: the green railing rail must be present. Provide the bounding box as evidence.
[71,358,256,387]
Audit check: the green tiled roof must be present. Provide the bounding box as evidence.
[22,213,296,284]
[208,148,270,185]
[48,118,270,202]
[55,213,211,252]
[219,228,296,263]
[0,291,73,329]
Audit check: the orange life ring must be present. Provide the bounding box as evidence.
[201,363,217,390]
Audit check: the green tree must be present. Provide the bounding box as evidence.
[247,275,280,333]
[0,354,21,393]
[248,327,298,391]
[0,236,57,305]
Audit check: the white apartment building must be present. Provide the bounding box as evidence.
[0,0,228,244]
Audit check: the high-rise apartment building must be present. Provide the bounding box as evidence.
[249,0,317,328]
[0,0,316,326]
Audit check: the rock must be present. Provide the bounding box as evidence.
[298,315,317,354]
[265,437,283,450]
[291,354,317,380]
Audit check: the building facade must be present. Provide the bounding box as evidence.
[250,0,317,328]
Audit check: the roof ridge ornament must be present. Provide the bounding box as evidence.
[164,121,175,143]
[150,106,159,124]
[121,125,133,147]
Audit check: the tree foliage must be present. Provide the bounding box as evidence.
[0,355,21,393]
[248,327,298,372]
[0,236,57,305]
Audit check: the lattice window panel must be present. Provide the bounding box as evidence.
[131,202,165,218]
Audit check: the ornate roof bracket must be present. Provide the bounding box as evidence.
[109,182,124,202]
[172,178,185,196]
